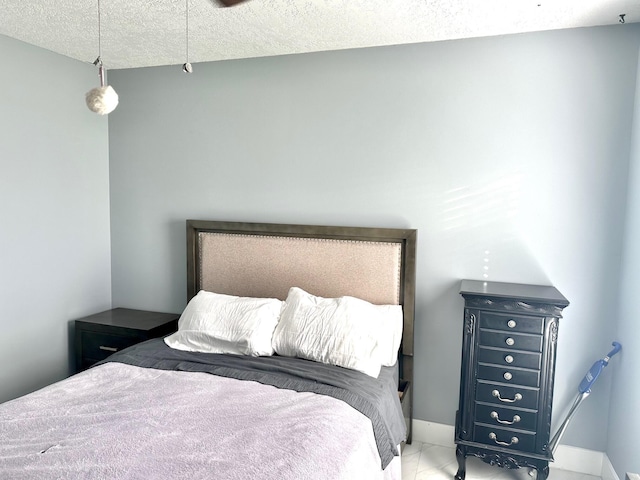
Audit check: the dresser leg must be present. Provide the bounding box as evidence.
[536,464,549,480]
[454,445,466,480]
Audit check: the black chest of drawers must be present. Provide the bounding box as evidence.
[454,280,569,480]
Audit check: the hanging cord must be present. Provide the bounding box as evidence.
[92,0,106,86]
[186,0,189,63]
[183,0,193,72]
[98,0,102,59]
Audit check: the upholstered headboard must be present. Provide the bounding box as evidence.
[186,220,417,441]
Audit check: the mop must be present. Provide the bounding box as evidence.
[549,341,622,454]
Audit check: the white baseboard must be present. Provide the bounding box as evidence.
[412,419,618,479]
[412,420,455,448]
[601,454,620,480]
[552,444,602,475]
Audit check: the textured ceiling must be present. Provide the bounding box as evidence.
[0,0,638,70]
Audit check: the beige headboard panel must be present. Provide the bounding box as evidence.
[198,233,402,305]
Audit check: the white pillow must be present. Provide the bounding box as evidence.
[376,304,404,367]
[272,287,387,377]
[164,290,283,356]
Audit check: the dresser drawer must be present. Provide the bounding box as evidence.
[474,424,536,453]
[479,312,544,335]
[475,403,538,432]
[80,331,142,362]
[477,364,540,387]
[478,346,542,370]
[479,330,543,352]
[476,381,539,410]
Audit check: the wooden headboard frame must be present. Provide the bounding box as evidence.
[186,220,416,442]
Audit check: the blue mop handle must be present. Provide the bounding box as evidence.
[550,342,622,454]
[605,342,622,362]
[579,342,622,394]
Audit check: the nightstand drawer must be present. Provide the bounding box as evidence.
[475,403,538,432]
[476,381,539,410]
[479,312,544,335]
[80,331,142,362]
[478,346,542,370]
[479,330,543,352]
[477,364,540,387]
[474,424,536,453]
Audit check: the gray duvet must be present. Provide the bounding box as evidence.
[0,339,405,480]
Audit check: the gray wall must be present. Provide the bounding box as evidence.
[607,44,640,479]
[108,25,640,455]
[0,34,112,403]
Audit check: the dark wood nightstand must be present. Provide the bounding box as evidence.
[74,308,179,373]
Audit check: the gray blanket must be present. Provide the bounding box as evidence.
[100,339,406,468]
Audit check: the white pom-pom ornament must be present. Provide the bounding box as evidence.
[86,85,118,115]
[86,57,118,115]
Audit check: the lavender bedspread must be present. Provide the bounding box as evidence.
[0,340,405,480]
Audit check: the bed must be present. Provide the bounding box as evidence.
[0,220,417,480]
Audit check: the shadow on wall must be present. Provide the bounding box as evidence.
[441,172,523,236]
[439,171,550,285]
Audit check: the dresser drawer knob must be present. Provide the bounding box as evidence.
[503,372,513,380]
[489,432,519,446]
[490,411,521,425]
[99,346,118,352]
[505,355,514,364]
[492,389,522,403]
[505,337,515,346]
[507,319,517,328]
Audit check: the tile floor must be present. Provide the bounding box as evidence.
[401,441,603,480]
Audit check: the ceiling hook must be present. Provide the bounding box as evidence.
[619,14,626,24]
